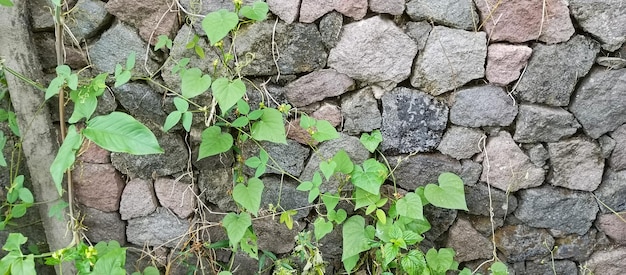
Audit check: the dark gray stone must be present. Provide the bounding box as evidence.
[609,124,626,170]
[437,126,485,160]
[450,85,518,127]
[459,160,482,186]
[112,82,167,126]
[513,104,580,143]
[29,0,54,31]
[198,168,236,212]
[119,178,158,220]
[254,216,305,254]
[570,68,626,139]
[514,35,600,106]
[390,153,461,191]
[547,138,604,191]
[494,224,554,263]
[515,185,599,235]
[80,205,126,245]
[284,69,354,107]
[403,21,432,50]
[406,0,478,30]
[553,229,599,261]
[381,87,448,154]
[261,176,311,220]
[66,0,111,41]
[423,205,457,242]
[242,139,310,177]
[319,12,342,50]
[514,260,578,275]
[594,169,626,213]
[569,0,626,51]
[341,87,382,135]
[127,207,190,247]
[444,218,493,263]
[411,26,486,95]
[465,183,517,218]
[525,144,550,167]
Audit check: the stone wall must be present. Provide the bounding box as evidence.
[25,0,626,274]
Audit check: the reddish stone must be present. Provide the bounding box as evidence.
[119,178,158,220]
[154,178,196,219]
[445,218,493,262]
[597,213,626,244]
[486,44,532,86]
[105,0,179,45]
[286,119,317,146]
[299,0,367,23]
[312,103,342,127]
[77,140,110,164]
[74,163,125,212]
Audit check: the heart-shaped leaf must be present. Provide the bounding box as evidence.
[424,172,468,210]
[212,78,246,114]
[328,209,347,224]
[360,130,383,153]
[321,193,340,211]
[332,150,353,174]
[426,248,456,273]
[250,108,287,144]
[342,216,371,263]
[313,217,333,241]
[222,212,252,246]
[181,68,211,99]
[396,192,423,220]
[201,9,239,46]
[198,126,233,160]
[232,177,264,216]
[239,1,269,21]
[354,187,380,210]
[311,119,339,142]
[319,160,336,181]
[351,159,387,195]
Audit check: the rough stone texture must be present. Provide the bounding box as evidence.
[381,87,448,154]
[286,118,316,146]
[106,0,179,45]
[34,32,89,70]
[254,216,305,254]
[553,229,600,261]
[547,138,604,191]
[526,144,550,167]
[406,0,478,30]
[341,87,382,134]
[465,183,517,218]
[423,205,457,242]
[119,178,158,220]
[312,103,342,128]
[66,0,111,41]
[369,0,404,15]
[585,246,626,275]
[154,178,196,219]
[514,35,600,106]
[241,140,310,177]
[450,85,518,127]
[609,124,626,170]
[437,126,485,160]
[570,0,626,51]
[445,218,493,263]
[112,82,167,126]
[319,12,342,50]
[403,21,432,51]
[515,185,599,235]
[29,0,54,31]
[299,0,367,22]
[494,224,554,263]
[90,22,159,76]
[514,260,578,275]
[262,176,311,220]
[198,168,236,212]
[480,131,545,192]
[411,26,486,95]
[328,16,417,86]
[234,21,327,76]
[473,0,574,44]
[78,140,110,164]
[594,169,626,213]
[486,44,532,86]
[74,163,125,212]
[390,153,461,191]
[267,0,300,24]
[126,207,190,248]
[285,69,354,107]
[599,135,616,159]
[459,160,482,186]
[570,68,626,139]
[80,205,126,244]
[597,213,626,244]
[514,104,581,143]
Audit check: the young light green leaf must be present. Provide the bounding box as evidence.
[489,261,509,275]
[311,120,339,142]
[426,248,456,274]
[222,212,252,246]
[154,35,172,50]
[321,193,339,211]
[48,200,69,221]
[181,112,192,132]
[279,210,297,230]
[198,126,233,160]
[342,216,371,268]
[7,112,19,137]
[0,0,14,7]
[66,74,78,90]
[250,108,287,144]
[201,9,239,46]
[212,78,245,114]
[68,88,98,123]
[237,99,250,115]
[126,51,136,70]
[84,112,163,155]
[173,97,189,112]
[296,181,313,192]
[18,188,33,204]
[332,150,353,174]
[354,187,380,210]
[114,70,131,88]
[328,209,347,224]
[232,177,264,216]
[313,217,333,241]
[162,111,182,132]
[0,131,6,167]
[360,130,383,153]
[239,1,269,21]
[45,76,65,100]
[376,209,386,224]
[3,233,27,252]
[182,68,212,99]
[424,172,468,210]
[230,116,249,128]
[50,125,83,195]
[142,266,160,275]
[396,192,423,220]
[351,159,388,195]
[319,160,336,181]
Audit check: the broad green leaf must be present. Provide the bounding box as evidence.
[426,248,455,274]
[50,125,83,195]
[343,254,359,274]
[212,78,245,114]
[342,216,371,267]
[10,255,36,275]
[311,120,339,142]
[173,97,189,112]
[0,0,14,7]
[401,250,427,275]
[459,268,473,275]
[202,9,239,45]
[18,188,33,204]
[360,130,383,153]
[182,68,212,98]
[230,116,249,128]
[351,159,388,195]
[296,181,313,191]
[239,1,269,21]
[332,150,353,174]
[237,99,250,115]
[56,64,71,77]
[354,187,380,210]
[163,111,182,132]
[45,76,64,100]
[69,88,98,123]
[251,108,287,144]
[319,160,336,181]
[383,242,399,267]
[321,193,339,211]
[222,212,252,246]
[114,70,131,88]
[232,177,264,216]
[313,217,333,241]
[84,112,163,155]
[396,192,423,220]
[3,233,27,252]
[489,261,509,275]
[198,126,233,160]
[245,156,262,168]
[424,172,468,210]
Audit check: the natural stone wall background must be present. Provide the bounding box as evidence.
[20,0,626,274]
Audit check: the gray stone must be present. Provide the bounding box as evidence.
[486,44,533,86]
[480,132,545,192]
[515,185,599,235]
[445,218,493,263]
[594,169,626,213]
[411,26,486,96]
[553,229,600,261]
[66,0,111,41]
[437,126,485,160]
[450,85,518,127]
[599,135,616,160]
[81,205,126,244]
[597,213,626,244]
[547,138,604,191]
[261,176,311,220]
[154,178,196,219]
[254,216,305,254]
[341,87,382,135]
[514,35,600,106]
[514,104,580,143]
[328,16,417,86]
[584,246,626,275]
[285,69,354,107]
[406,0,478,30]
[570,0,626,51]
[241,139,310,177]
[127,207,190,247]
[90,22,159,76]
[319,12,342,50]
[525,144,549,167]
[403,21,432,50]
[112,82,167,126]
[106,0,179,45]
[390,153,461,191]
[234,21,327,76]
[381,87,448,155]
[29,0,54,31]
[570,68,626,139]
[423,205,457,242]
[179,0,255,35]
[299,0,367,22]
[466,183,517,218]
[74,163,125,212]
[466,214,504,237]
[515,260,578,275]
[494,224,554,262]
[198,168,236,212]
[369,0,404,15]
[119,178,158,220]
[459,160,482,186]
[609,124,626,170]
[267,0,300,24]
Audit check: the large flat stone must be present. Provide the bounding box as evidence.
[569,0,626,51]
[126,207,190,248]
[514,104,580,143]
[74,163,125,212]
[406,0,477,30]
[450,85,517,127]
[547,138,604,191]
[284,69,354,107]
[119,178,158,220]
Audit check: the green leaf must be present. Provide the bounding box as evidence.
[45,76,64,100]
[66,74,78,90]
[237,99,250,115]
[202,9,239,46]
[332,150,353,174]
[218,272,233,275]
[245,156,262,168]
[426,248,456,274]
[114,70,131,88]
[198,126,233,160]
[7,112,19,137]
[11,204,27,218]
[3,233,27,252]
[342,216,371,271]
[354,187,380,210]
[18,188,33,204]
[11,254,36,275]
[126,51,136,70]
[154,35,172,50]
[173,97,189,112]
[50,125,83,195]
[248,109,263,120]
[311,119,339,142]
[313,217,333,241]
[307,187,320,203]
[360,130,383,153]
[163,111,182,132]
[351,159,388,195]
[0,0,14,7]
[84,112,163,155]
[212,78,245,114]
[222,212,252,246]
[383,242,399,267]
[230,116,249,128]
[424,172,468,210]
[328,209,347,224]
[299,115,315,128]
[251,108,287,144]
[48,200,69,221]
[0,131,6,167]
[321,193,339,211]
[396,192,423,220]
[182,68,212,98]
[319,160,336,181]
[142,266,161,275]
[296,181,313,192]
[240,229,258,259]
[489,261,509,275]
[401,250,427,275]
[232,177,264,216]
[376,209,387,224]
[181,112,193,132]
[69,88,98,123]
[239,1,269,21]
[279,210,296,230]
